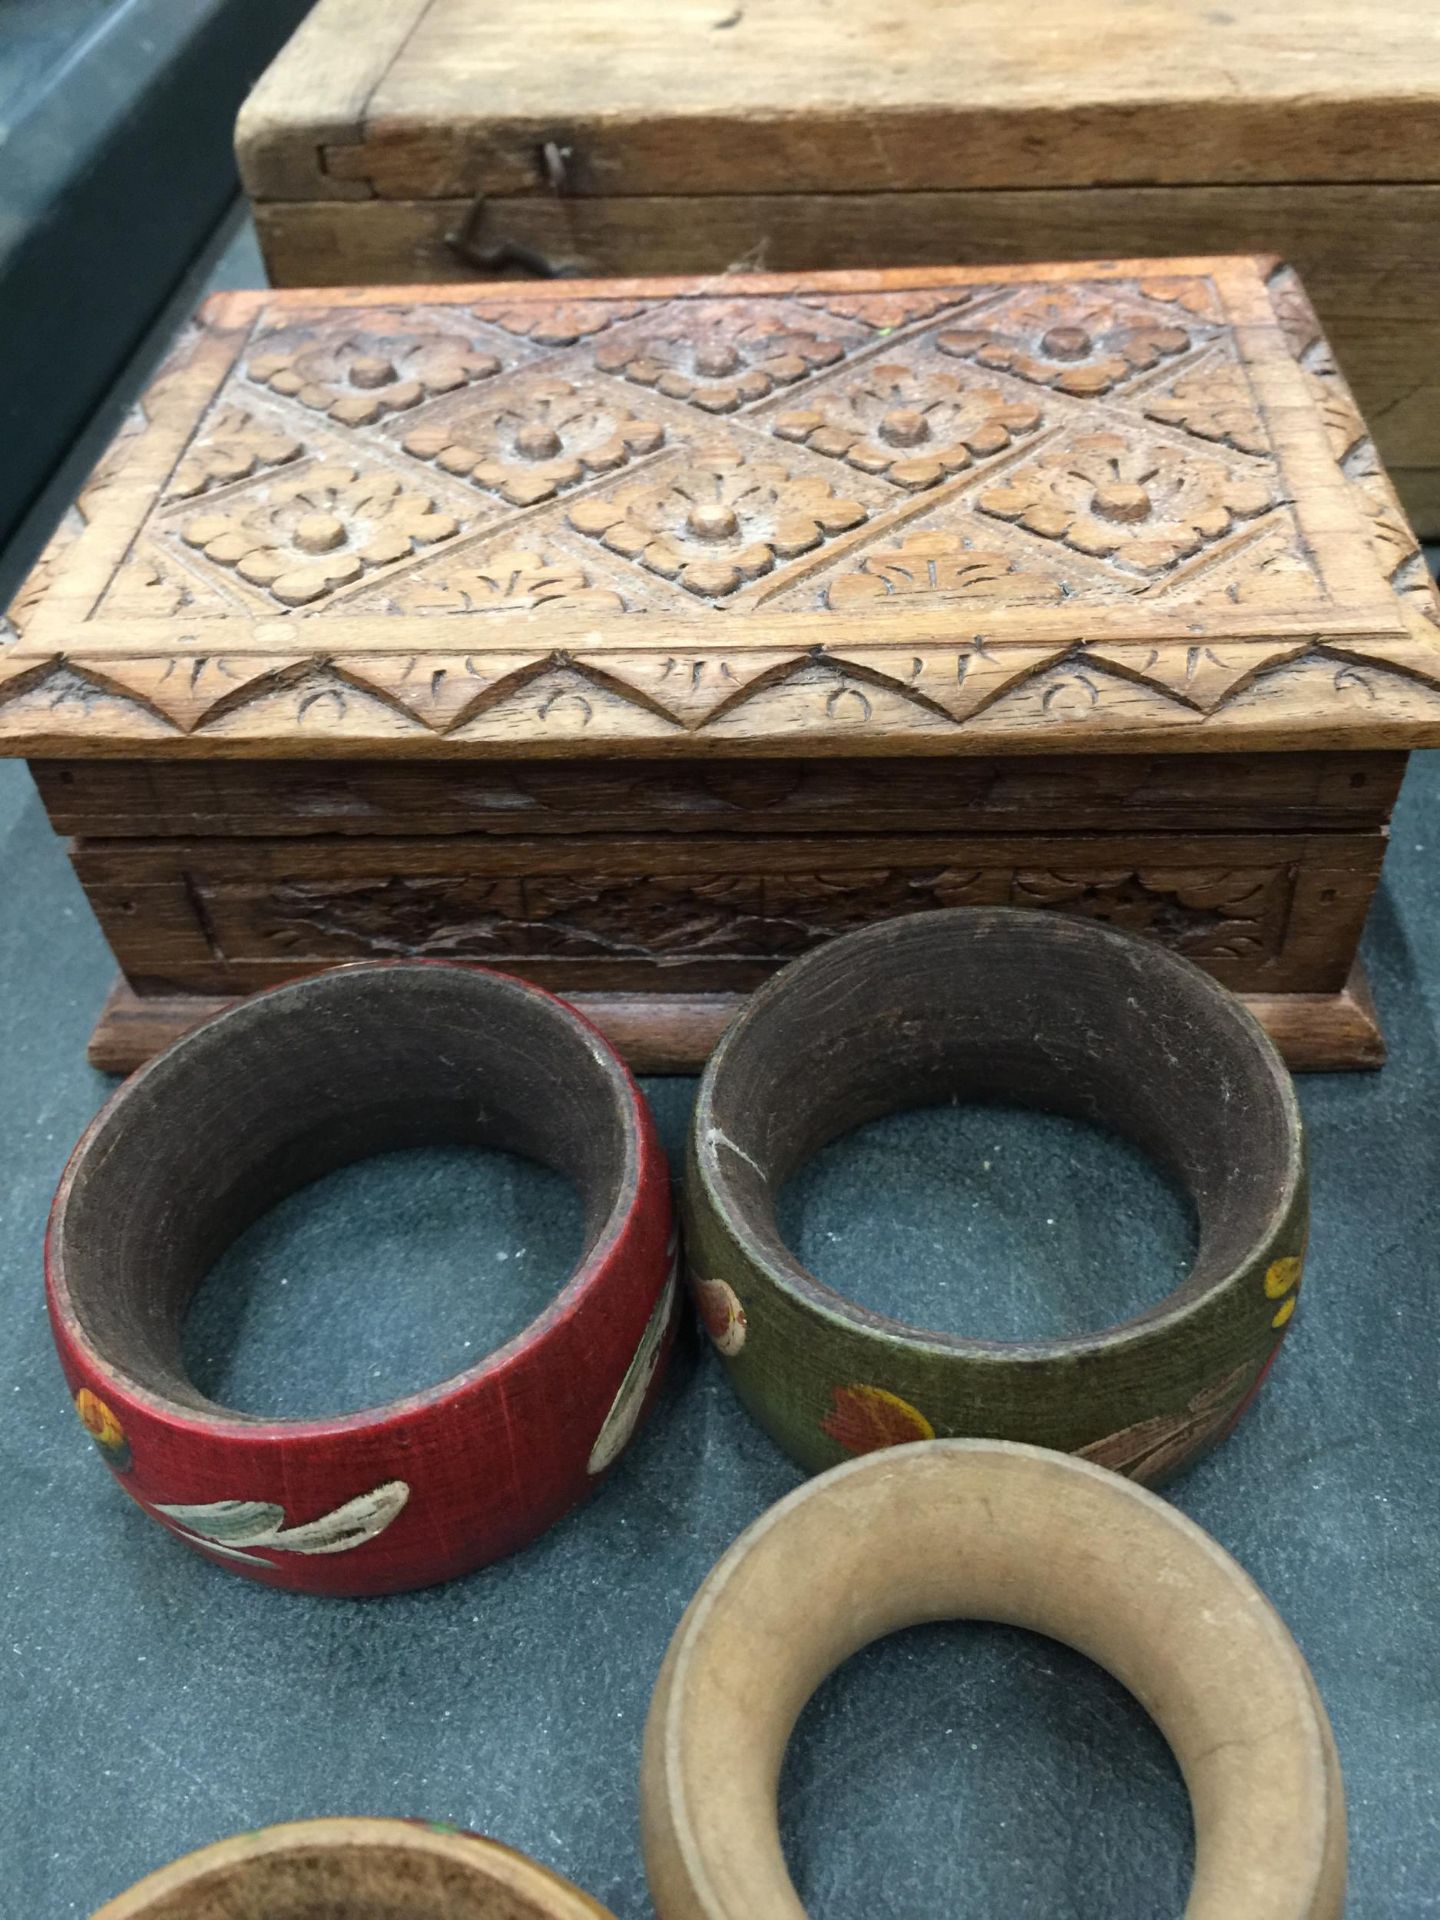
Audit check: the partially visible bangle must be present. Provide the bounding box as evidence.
[93,1818,615,1918]
[686,909,1306,1482]
[642,1441,1345,1920]
[49,962,675,1597]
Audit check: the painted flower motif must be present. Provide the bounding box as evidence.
[181,465,461,606]
[1264,1254,1303,1329]
[74,1388,131,1472]
[694,1277,747,1357]
[821,1384,935,1455]
[1077,1358,1263,1486]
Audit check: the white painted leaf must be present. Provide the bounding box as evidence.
[267,1479,411,1555]
[154,1481,411,1559]
[153,1498,285,1544]
[587,1268,677,1477]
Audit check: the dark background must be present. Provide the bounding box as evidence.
[0,12,1437,1913]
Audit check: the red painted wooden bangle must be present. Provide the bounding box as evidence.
[47,962,675,1597]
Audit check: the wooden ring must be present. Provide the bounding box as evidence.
[92,1817,616,1917]
[49,962,676,1596]
[686,909,1306,1481]
[641,1441,1345,1919]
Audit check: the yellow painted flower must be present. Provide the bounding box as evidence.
[74,1388,131,1470]
[1263,1255,1302,1329]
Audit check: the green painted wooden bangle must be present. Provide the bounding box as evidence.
[641,1442,1345,1920]
[685,909,1307,1481]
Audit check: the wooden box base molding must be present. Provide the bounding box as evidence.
[86,964,1384,1077]
[95,1818,615,1919]
[641,1442,1346,1919]
[5,258,1434,1072]
[50,964,676,1597]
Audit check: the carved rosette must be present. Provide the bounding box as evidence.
[978,432,1275,575]
[824,531,1065,608]
[167,409,304,500]
[1144,362,1269,458]
[400,379,665,506]
[797,289,979,329]
[938,290,1192,396]
[247,328,502,425]
[594,318,848,412]
[771,363,1043,488]
[470,297,652,345]
[567,447,868,597]
[179,466,462,606]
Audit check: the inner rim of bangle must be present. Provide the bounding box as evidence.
[55,967,635,1415]
[700,912,1298,1344]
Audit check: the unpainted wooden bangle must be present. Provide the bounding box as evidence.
[686,909,1307,1481]
[642,1440,1345,1920]
[49,962,675,1597]
[92,1817,616,1918]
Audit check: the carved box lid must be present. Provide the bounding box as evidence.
[5,257,1439,760]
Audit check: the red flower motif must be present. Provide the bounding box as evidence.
[820,1384,935,1455]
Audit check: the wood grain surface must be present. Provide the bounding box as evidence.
[236,0,1440,199]
[94,1817,616,1918]
[83,962,1386,1078]
[641,1442,1345,1919]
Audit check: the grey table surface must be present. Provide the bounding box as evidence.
[1,222,1438,1919]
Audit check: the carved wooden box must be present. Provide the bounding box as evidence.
[5,258,1438,1072]
[235,0,1440,537]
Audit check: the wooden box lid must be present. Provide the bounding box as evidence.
[6,256,1439,761]
[237,0,1440,203]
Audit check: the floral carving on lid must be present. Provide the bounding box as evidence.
[772,363,1043,489]
[798,288,979,329]
[471,297,652,346]
[567,446,867,597]
[979,432,1274,575]
[594,316,847,412]
[179,466,462,606]
[397,548,625,616]
[825,531,1065,608]
[937,289,1192,396]
[167,408,304,500]
[1144,361,1269,458]
[247,328,502,426]
[400,378,665,507]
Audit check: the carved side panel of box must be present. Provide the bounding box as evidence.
[71,829,1384,999]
